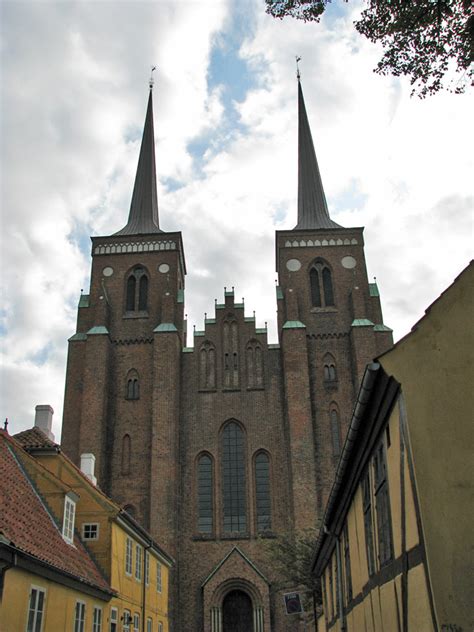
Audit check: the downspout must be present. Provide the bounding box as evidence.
[142,544,151,632]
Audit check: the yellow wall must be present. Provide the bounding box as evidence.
[0,567,109,632]
[110,522,170,631]
[381,263,474,631]
[321,395,435,632]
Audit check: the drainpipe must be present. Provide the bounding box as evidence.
[142,544,151,632]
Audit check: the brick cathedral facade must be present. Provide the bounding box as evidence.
[61,79,393,631]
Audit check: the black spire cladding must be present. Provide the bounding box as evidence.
[115,88,162,235]
[294,78,341,230]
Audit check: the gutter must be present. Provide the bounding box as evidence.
[311,361,381,575]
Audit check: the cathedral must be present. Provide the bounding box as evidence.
[61,77,393,631]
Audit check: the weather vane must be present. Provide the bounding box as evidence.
[149,66,157,90]
[296,56,301,80]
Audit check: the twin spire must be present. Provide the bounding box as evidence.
[114,71,339,236]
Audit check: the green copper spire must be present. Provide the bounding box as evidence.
[115,86,162,236]
[295,77,341,230]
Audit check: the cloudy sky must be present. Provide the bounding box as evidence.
[1,0,472,438]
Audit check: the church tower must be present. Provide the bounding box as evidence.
[61,84,185,553]
[277,77,393,518]
[61,74,392,631]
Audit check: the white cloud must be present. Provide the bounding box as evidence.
[1,0,472,438]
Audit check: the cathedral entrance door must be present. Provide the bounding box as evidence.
[222,590,254,632]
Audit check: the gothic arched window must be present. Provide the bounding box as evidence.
[125,370,140,400]
[223,318,239,388]
[330,408,341,458]
[323,354,337,383]
[255,452,271,532]
[125,267,149,312]
[246,340,264,389]
[197,454,213,534]
[222,422,246,533]
[310,259,335,307]
[122,434,131,475]
[199,342,216,390]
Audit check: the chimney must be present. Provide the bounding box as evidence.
[80,453,97,486]
[34,405,55,441]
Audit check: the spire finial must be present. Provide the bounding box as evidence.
[149,66,157,90]
[296,56,301,80]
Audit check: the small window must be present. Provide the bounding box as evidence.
[374,443,393,566]
[343,523,352,603]
[26,586,45,632]
[330,409,341,458]
[362,470,376,576]
[158,623,163,632]
[74,601,86,632]
[197,454,213,533]
[146,618,152,632]
[93,607,102,632]
[125,267,149,312]
[62,494,76,544]
[123,609,131,632]
[144,551,150,585]
[110,608,118,632]
[126,371,140,400]
[125,537,133,576]
[255,452,272,532]
[82,523,99,540]
[156,562,162,593]
[133,614,140,632]
[135,544,142,581]
[310,259,335,308]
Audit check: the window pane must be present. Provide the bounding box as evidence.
[222,423,246,532]
[198,455,213,533]
[255,453,271,532]
[322,267,334,306]
[310,268,321,307]
[126,275,136,311]
[138,275,148,310]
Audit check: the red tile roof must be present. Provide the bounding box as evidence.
[0,431,112,595]
[14,426,58,449]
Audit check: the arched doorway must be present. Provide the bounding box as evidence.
[222,590,253,632]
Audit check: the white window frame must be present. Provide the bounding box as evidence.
[74,600,86,632]
[125,537,133,576]
[135,544,142,581]
[146,618,152,632]
[158,622,163,632]
[144,550,149,586]
[82,522,100,541]
[133,613,140,632]
[123,609,131,632]
[26,585,46,632]
[92,606,102,632]
[110,607,118,632]
[62,494,76,544]
[156,561,162,593]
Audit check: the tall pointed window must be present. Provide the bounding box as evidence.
[125,267,149,312]
[255,452,271,532]
[323,353,337,383]
[246,340,264,389]
[197,454,213,533]
[223,318,239,388]
[199,342,216,390]
[126,369,140,400]
[222,422,246,533]
[122,434,131,475]
[309,259,334,307]
[330,407,341,459]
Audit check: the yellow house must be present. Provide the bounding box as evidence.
[311,262,473,632]
[1,423,173,632]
